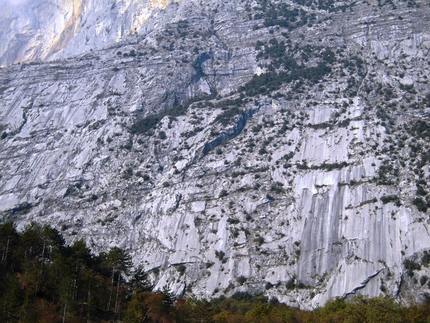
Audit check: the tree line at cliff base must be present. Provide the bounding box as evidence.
[1,221,430,322]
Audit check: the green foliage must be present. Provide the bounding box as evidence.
[3,223,430,322]
[286,279,295,290]
[338,118,351,127]
[404,259,422,277]
[258,147,268,155]
[176,264,186,276]
[262,5,301,29]
[215,250,225,261]
[308,122,333,129]
[270,182,284,194]
[236,276,247,286]
[242,38,338,97]
[265,282,274,290]
[292,0,348,12]
[377,160,395,185]
[219,189,228,198]
[422,251,430,267]
[313,161,348,171]
[123,167,133,180]
[295,161,348,171]
[241,63,332,97]
[413,197,428,213]
[380,195,401,206]
[159,130,167,139]
[0,221,145,323]
[424,93,430,107]
[410,120,430,139]
[227,217,240,225]
[214,107,241,126]
[255,236,265,246]
[130,114,161,134]
[416,185,427,196]
[131,95,212,135]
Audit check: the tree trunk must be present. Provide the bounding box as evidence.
[62,303,67,323]
[2,235,10,261]
[107,267,114,311]
[114,274,120,314]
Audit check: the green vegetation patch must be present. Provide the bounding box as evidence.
[131,95,212,135]
[2,221,430,322]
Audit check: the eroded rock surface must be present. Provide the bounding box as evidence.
[1,0,430,309]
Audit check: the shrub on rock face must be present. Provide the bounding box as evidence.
[413,197,427,212]
[122,167,133,180]
[380,195,401,206]
[214,107,242,126]
[131,115,160,134]
[236,276,247,285]
[404,259,421,277]
[422,251,430,266]
[215,250,225,261]
[159,131,167,139]
[219,190,228,198]
[176,264,186,275]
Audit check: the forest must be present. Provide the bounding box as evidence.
[1,221,430,323]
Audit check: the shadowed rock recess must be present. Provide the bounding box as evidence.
[1,0,430,309]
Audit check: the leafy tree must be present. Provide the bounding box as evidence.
[130,266,153,293]
[2,222,430,322]
[102,247,132,314]
[0,221,19,265]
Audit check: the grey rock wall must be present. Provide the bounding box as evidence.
[1,0,430,309]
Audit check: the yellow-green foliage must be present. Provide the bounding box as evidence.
[1,221,430,323]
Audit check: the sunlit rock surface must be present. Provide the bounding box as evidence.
[0,0,187,66]
[1,0,430,309]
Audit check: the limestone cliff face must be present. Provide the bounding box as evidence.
[1,0,430,309]
[0,0,185,66]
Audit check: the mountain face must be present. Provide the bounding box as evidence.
[1,0,430,309]
[0,0,182,66]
